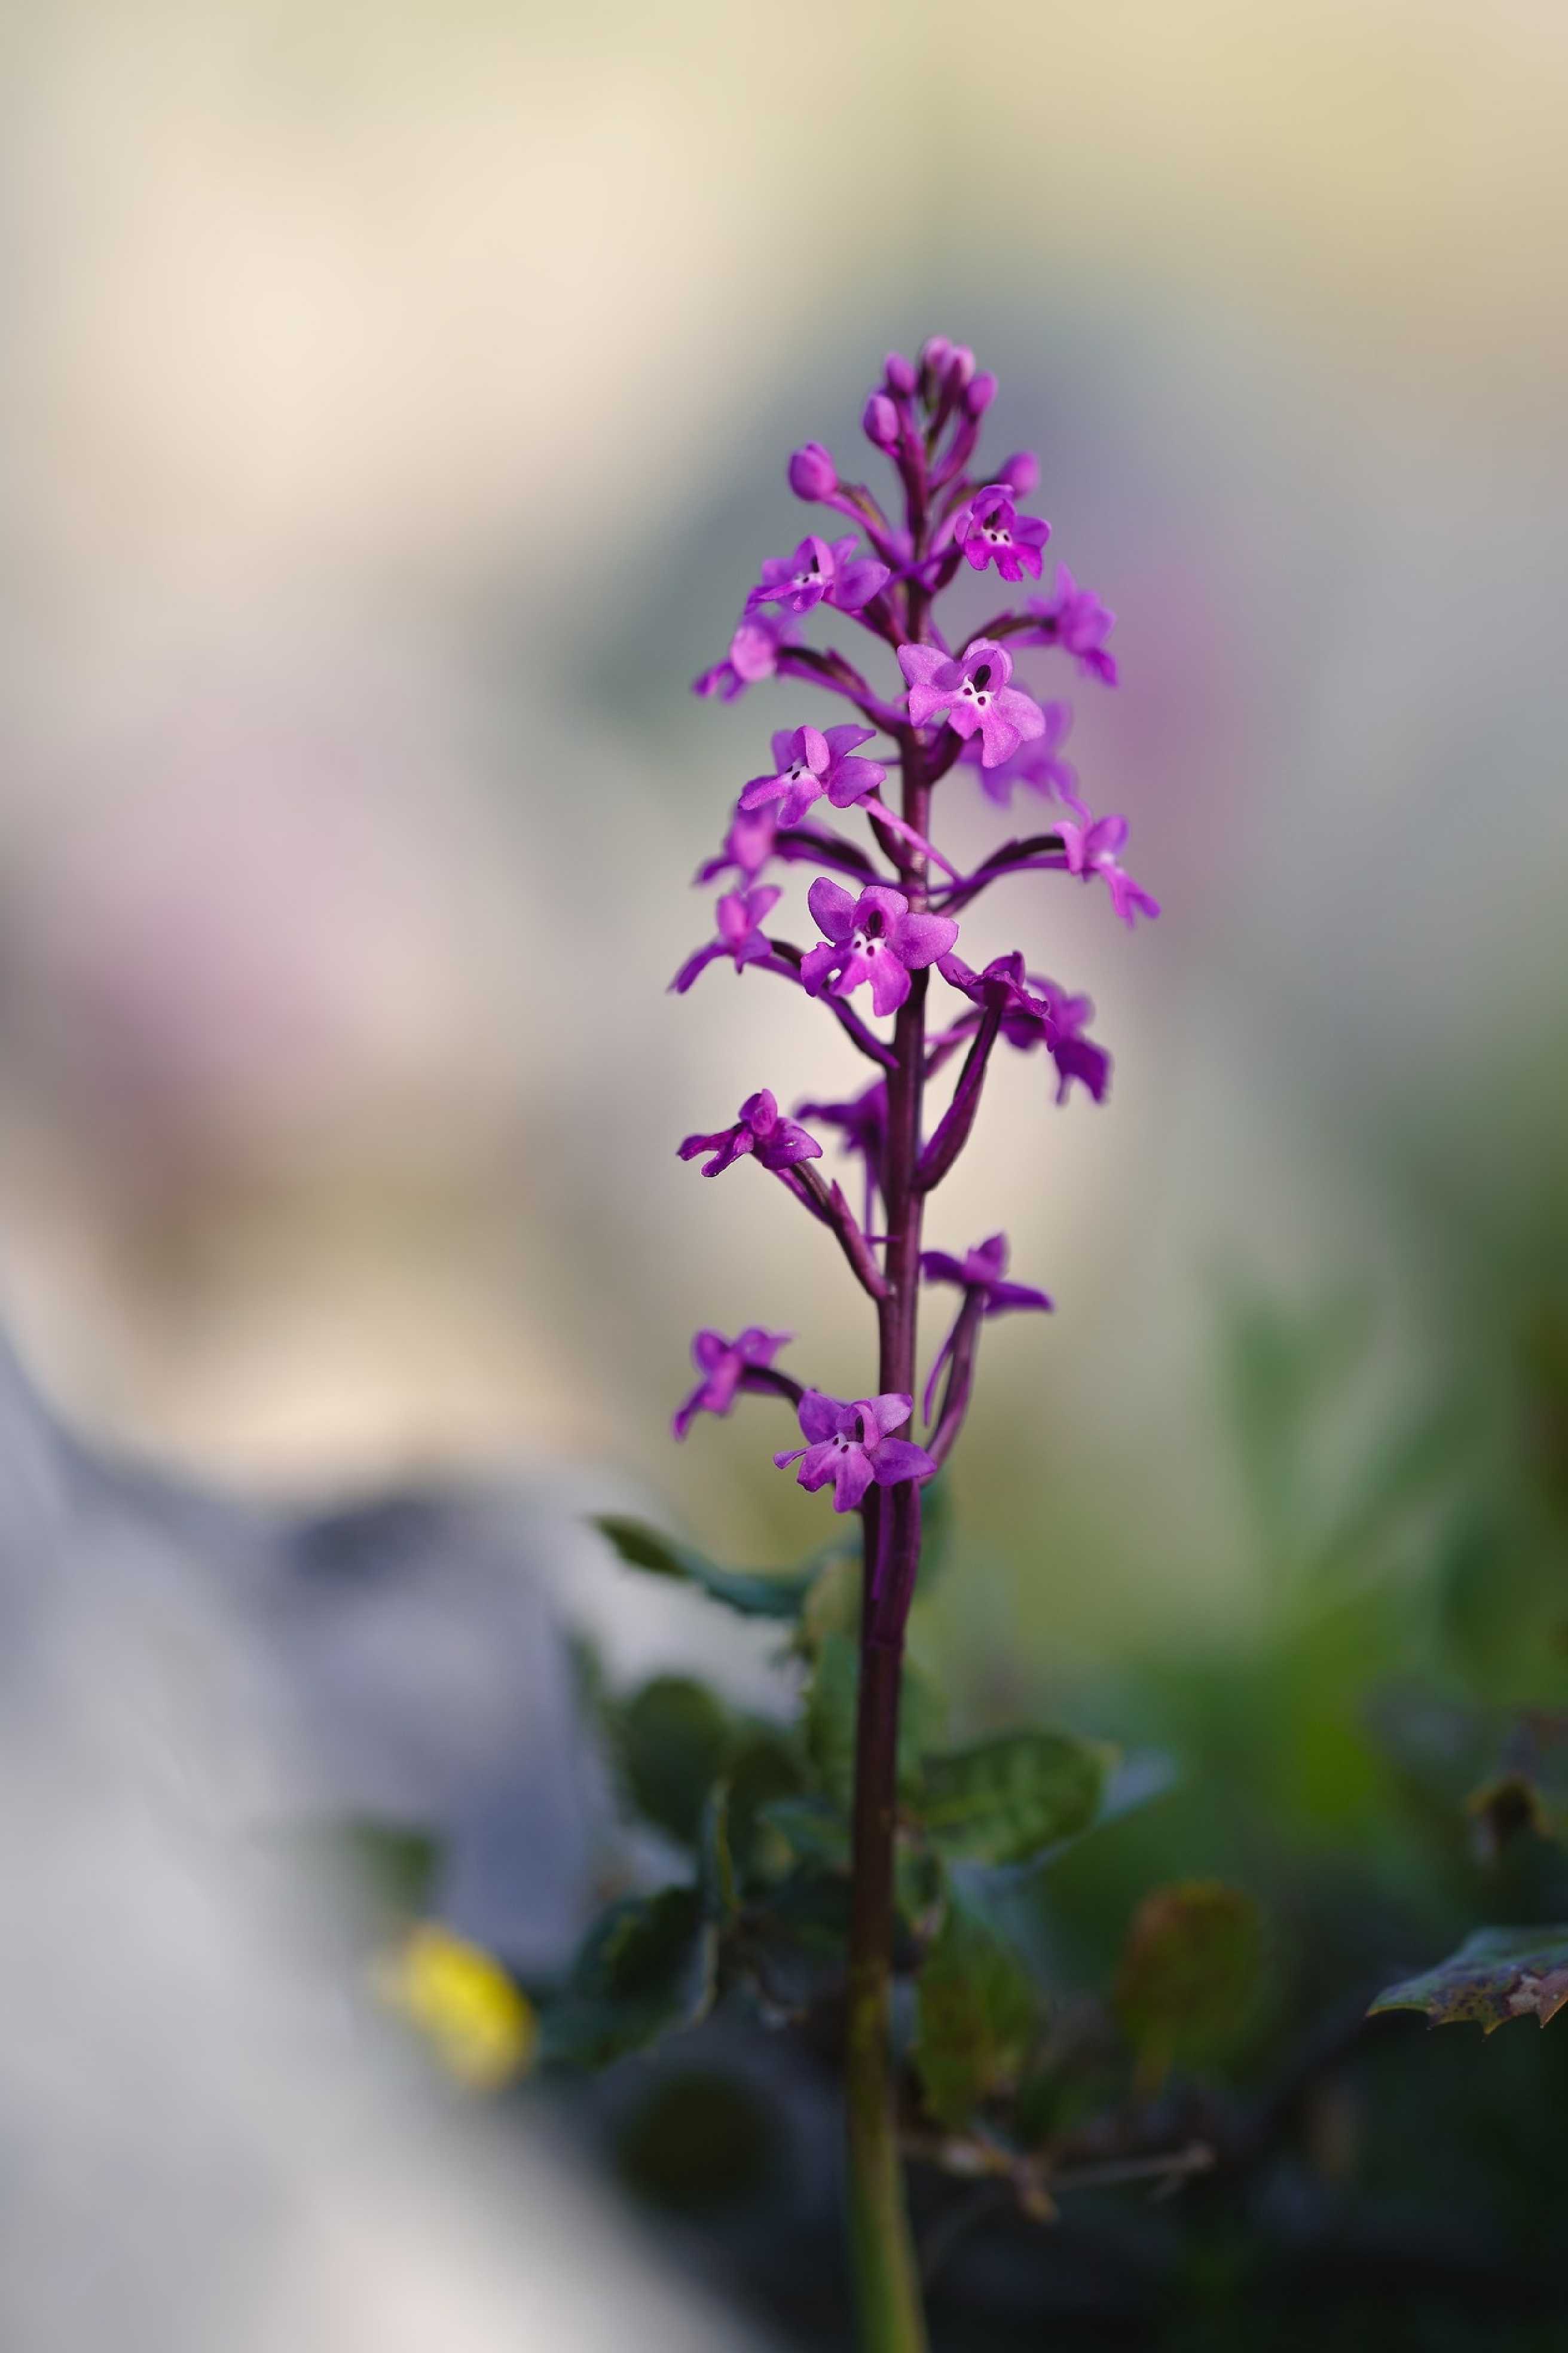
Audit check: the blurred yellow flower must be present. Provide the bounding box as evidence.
[375,1921,536,2091]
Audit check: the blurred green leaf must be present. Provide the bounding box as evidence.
[915,1731,1109,1868]
[616,1676,732,1847]
[914,1900,1039,2131]
[540,1888,716,2068]
[806,1633,946,1811]
[1114,1880,1263,2091]
[1468,1710,1568,1858]
[699,1784,736,1920]
[724,1727,806,1887]
[591,1516,816,1619]
[757,1795,851,1870]
[1369,1926,1568,2033]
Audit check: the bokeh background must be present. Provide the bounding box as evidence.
[2,1,1567,2346]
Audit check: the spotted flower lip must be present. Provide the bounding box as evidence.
[739,724,887,827]
[747,533,891,618]
[1020,565,1118,684]
[801,880,958,1019]
[1058,815,1160,930]
[949,483,1051,583]
[773,1389,936,1512]
[897,637,1047,768]
[677,1089,822,1179]
[692,610,799,701]
[669,884,781,994]
[674,1325,792,1440]
[959,704,1089,817]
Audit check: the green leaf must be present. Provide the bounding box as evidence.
[915,1731,1109,1868]
[805,1633,947,1812]
[540,1887,716,2068]
[699,1785,736,1921]
[616,1676,732,1847]
[1368,1926,1568,2033]
[1468,1711,1568,1859]
[757,1795,851,1870]
[723,1727,806,1887]
[913,1901,1039,2130]
[1114,1880,1263,2090]
[591,1516,815,1619]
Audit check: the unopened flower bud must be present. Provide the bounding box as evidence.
[884,350,916,396]
[787,441,838,502]
[862,392,899,450]
[946,345,976,389]
[998,449,1040,496]
[963,369,998,418]
[920,335,952,375]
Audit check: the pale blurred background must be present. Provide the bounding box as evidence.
[1,0,1565,1651]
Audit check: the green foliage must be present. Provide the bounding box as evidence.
[914,1900,1040,2131]
[591,1514,818,1619]
[1468,1710,1568,1859]
[540,1887,717,2067]
[915,1730,1111,1868]
[1114,1880,1263,2090]
[1369,1926,1568,2033]
[615,1674,734,1847]
[805,1630,947,1810]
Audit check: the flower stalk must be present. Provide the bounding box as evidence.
[672,335,1153,2349]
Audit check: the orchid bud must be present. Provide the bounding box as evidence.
[862,392,899,450]
[920,335,952,374]
[884,350,916,396]
[998,449,1040,496]
[963,369,998,418]
[787,442,838,502]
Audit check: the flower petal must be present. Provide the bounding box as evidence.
[807,876,857,943]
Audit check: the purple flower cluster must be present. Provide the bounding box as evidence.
[669,338,1156,1529]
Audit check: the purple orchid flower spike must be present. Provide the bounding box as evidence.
[748,533,890,618]
[670,884,780,993]
[693,797,779,887]
[919,1233,1054,1420]
[801,880,958,1019]
[948,483,1051,582]
[1022,565,1119,684]
[959,703,1090,817]
[677,1088,823,1179]
[773,1389,935,1512]
[673,1325,793,1440]
[739,723,887,826]
[692,610,799,701]
[1058,815,1161,929]
[897,637,1046,768]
